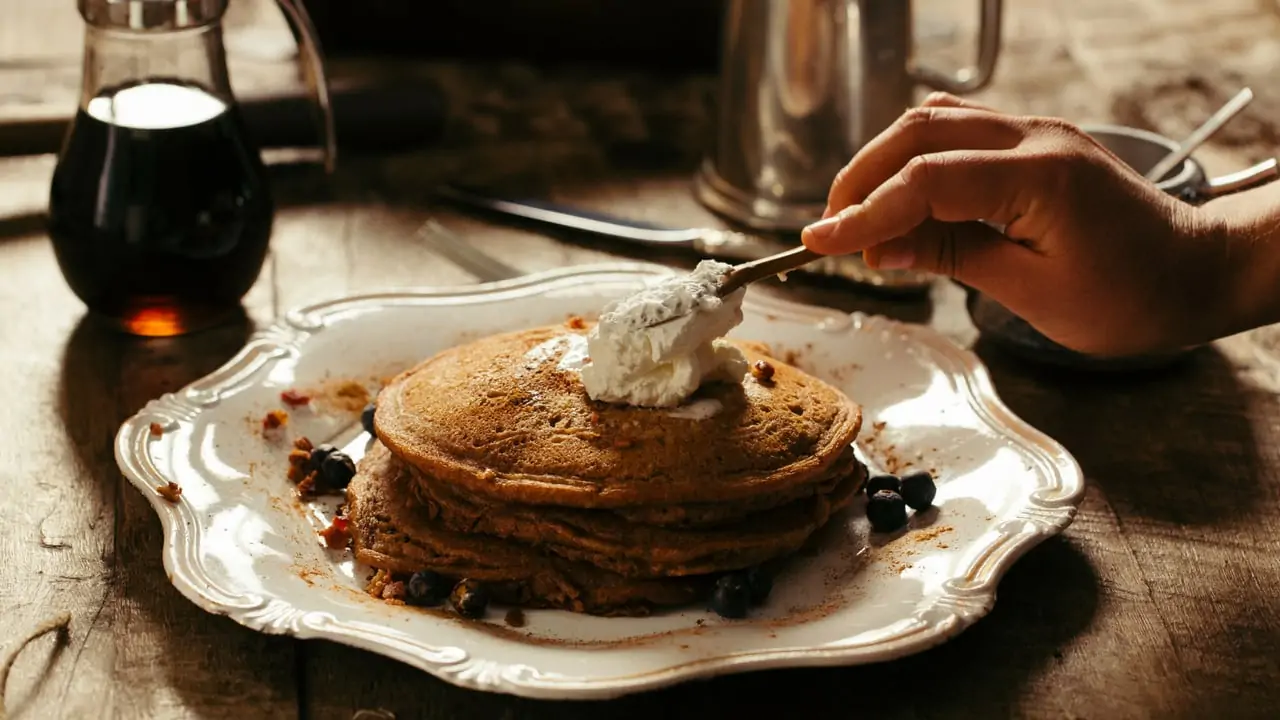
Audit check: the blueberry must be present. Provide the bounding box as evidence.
[745,566,773,605]
[320,451,357,490]
[306,443,337,474]
[866,490,907,533]
[361,403,377,436]
[450,579,490,619]
[865,474,901,498]
[407,570,450,606]
[900,471,937,510]
[710,574,751,619]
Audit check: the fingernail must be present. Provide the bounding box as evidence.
[875,248,916,270]
[801,215,840,245]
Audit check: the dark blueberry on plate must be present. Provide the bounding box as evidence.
[867,490,907,533]
[306,443,337,474]
[361,403,377,436]
[320,451,357,490]
[407,570,450,606]
[710,574,751,619]
[900,471,937,510]
[745,566,773,605]
[865,474,901,498]
[450,579,490,619]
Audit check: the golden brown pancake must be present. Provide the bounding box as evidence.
[374,324,862,508]
[406,449,864,578]
[347,443,708,616]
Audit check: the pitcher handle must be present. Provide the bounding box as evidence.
[910,0,1003,95]
[275,0,337,174]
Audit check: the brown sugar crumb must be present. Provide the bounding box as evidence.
[320,380,371,413]
[286,436,320,494]
[565,315,587,330]
[872,421,887,432]
[504,608,527,627]
[381,580,407,602]
[280,389,311,407]
[366,568,392,598]
[156,481,182,503]
[783,349,801,366]
[149,422,164,437]
[296,475,316,496]
[319,515,351,549]
[751,359,776,384]
[262,409,288,432]
[914,525,954,543]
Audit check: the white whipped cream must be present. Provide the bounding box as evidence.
[580,260,748,407]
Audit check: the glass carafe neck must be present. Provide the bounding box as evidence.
[75,0,337,171]
[80,22,233,112]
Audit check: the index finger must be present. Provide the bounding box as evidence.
[805,150,1035,255]
[822,107,1023,219]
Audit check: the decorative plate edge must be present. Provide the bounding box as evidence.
[113,263,1086,700]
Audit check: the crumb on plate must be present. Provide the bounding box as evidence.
[263,409,288,432]
[280,389,311,407]
[156,482,182,503]
[319,515,351,549]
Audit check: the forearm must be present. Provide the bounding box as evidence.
[1197,183,1280,340]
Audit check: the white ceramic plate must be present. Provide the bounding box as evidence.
[115,262,1084,700]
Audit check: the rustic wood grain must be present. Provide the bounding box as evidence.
[4,0,1280,718]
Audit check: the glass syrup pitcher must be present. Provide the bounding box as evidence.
[48,0,335,337]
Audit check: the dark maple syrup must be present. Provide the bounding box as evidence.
[48,80,273,336]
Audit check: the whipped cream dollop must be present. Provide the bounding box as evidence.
[580,260,748,407]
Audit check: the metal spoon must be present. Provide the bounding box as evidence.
[1144,87,1253,183]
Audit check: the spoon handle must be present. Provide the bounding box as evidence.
[1144,87,1253,183]
[719,246,825,296]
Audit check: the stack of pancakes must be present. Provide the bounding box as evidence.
[347,323,865,616]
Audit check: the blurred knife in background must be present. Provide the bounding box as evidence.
[433,185,935,296]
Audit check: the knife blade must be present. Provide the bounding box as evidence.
[433,185,934,295]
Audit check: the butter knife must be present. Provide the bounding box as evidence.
[433,185,934,295]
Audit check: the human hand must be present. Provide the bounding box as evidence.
[800,92,1248,357]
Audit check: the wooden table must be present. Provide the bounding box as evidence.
[5,1,1280,718]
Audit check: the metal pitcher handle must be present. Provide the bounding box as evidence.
[910,0,1003,94]
[275,0,337,174]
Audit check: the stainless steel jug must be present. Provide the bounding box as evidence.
[695,0,1004,232]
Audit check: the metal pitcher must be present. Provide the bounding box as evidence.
[695,0,1004,232]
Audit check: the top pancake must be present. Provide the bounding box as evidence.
[374,323,862,508]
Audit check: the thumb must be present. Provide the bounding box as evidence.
[863,220,1035,291]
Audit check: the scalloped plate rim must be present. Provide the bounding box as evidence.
[114,261,1085,700]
